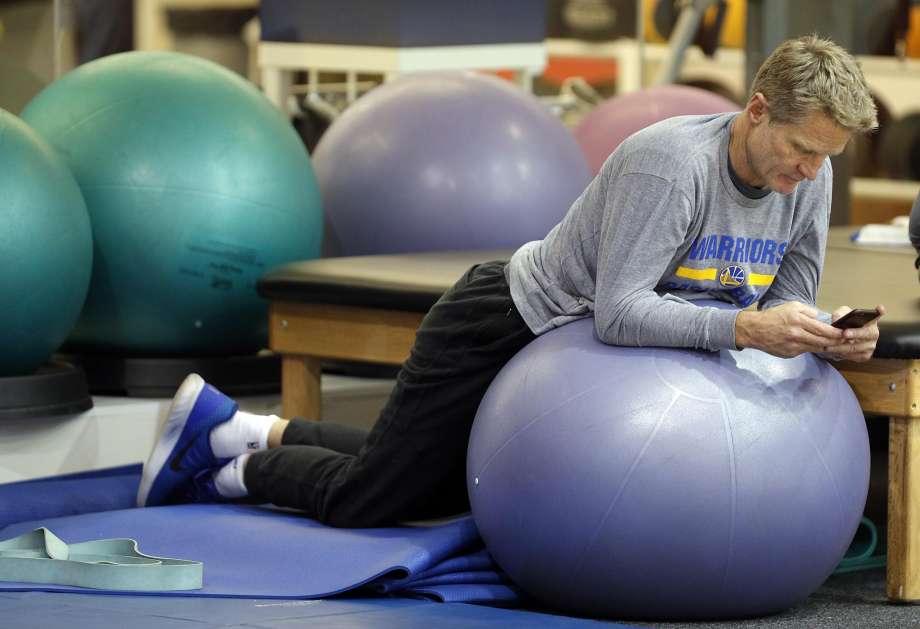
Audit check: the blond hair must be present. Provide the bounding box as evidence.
[751,35,877,133]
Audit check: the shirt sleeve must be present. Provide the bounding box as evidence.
[593,171,739,351]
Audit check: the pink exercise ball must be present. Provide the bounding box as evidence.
[575,84,740,174]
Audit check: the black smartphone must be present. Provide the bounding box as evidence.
[832,308,880,329]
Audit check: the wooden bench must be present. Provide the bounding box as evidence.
[257,225,920,602]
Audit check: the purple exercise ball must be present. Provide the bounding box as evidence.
[575,84,739,174]
[468,316,869,620]
[313,72,591,256]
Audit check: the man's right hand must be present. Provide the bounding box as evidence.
[734,301,845,358]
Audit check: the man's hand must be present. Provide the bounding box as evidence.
[823,305,885,362]
[735,301,845,358]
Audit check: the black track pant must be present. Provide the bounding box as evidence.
[244,261,536,527]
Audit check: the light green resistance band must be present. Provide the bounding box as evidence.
[0,527,202,591]
[835,516,886,574]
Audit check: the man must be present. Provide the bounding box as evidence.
[910,189,920,276]
[73,0,133,65]
[137,35,882,527]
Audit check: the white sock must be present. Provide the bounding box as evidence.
[212,454,250,499]
[209,410,277,458]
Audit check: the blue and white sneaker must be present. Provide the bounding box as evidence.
[173,468,226,505]
[137,373,238,507]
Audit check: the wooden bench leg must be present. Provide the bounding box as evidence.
[281,355,322,421]
[888,415,920,601]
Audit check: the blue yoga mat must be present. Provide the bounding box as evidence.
[0,465,141,530]
[0,470,518,604]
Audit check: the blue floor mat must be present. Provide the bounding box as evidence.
[0,468,519,604]
[0,503,515,602]
[0,464,141,530]
[0,591,629,629]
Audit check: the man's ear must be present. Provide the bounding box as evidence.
[748,92,769,125]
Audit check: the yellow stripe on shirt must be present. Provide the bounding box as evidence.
[675,266,717,281]
[675,267,775,286]
[748,272,775,286]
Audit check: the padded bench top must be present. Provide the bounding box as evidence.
[258,227,920,359]
[257,249,513,312]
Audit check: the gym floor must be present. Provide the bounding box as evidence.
[0,567,915,628]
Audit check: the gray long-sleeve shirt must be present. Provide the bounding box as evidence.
[506,112,833,351]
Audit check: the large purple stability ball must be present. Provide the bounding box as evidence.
[468,317,869,620]
[575,84,739,174]
[313,72,591,256]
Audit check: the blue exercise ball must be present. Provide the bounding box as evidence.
[21,52,322,355]
[313,71,591,256]
[0,109,92,376]
[468,316,869,620]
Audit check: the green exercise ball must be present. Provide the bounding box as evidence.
[21,52,322,355]
[0,108,92,376]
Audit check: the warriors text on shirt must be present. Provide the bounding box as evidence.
[688,234,788,265]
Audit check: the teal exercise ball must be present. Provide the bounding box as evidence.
[0,108,92,376]
[21,52,322,355]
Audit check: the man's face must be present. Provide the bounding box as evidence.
[747,110,851,195]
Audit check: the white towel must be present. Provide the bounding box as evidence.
[853,218,911,247]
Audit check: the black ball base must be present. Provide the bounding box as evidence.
[56,352,281,398]
[0,361,93,419]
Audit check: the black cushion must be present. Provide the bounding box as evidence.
[875,322,920,360]
[257,250,513,313]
